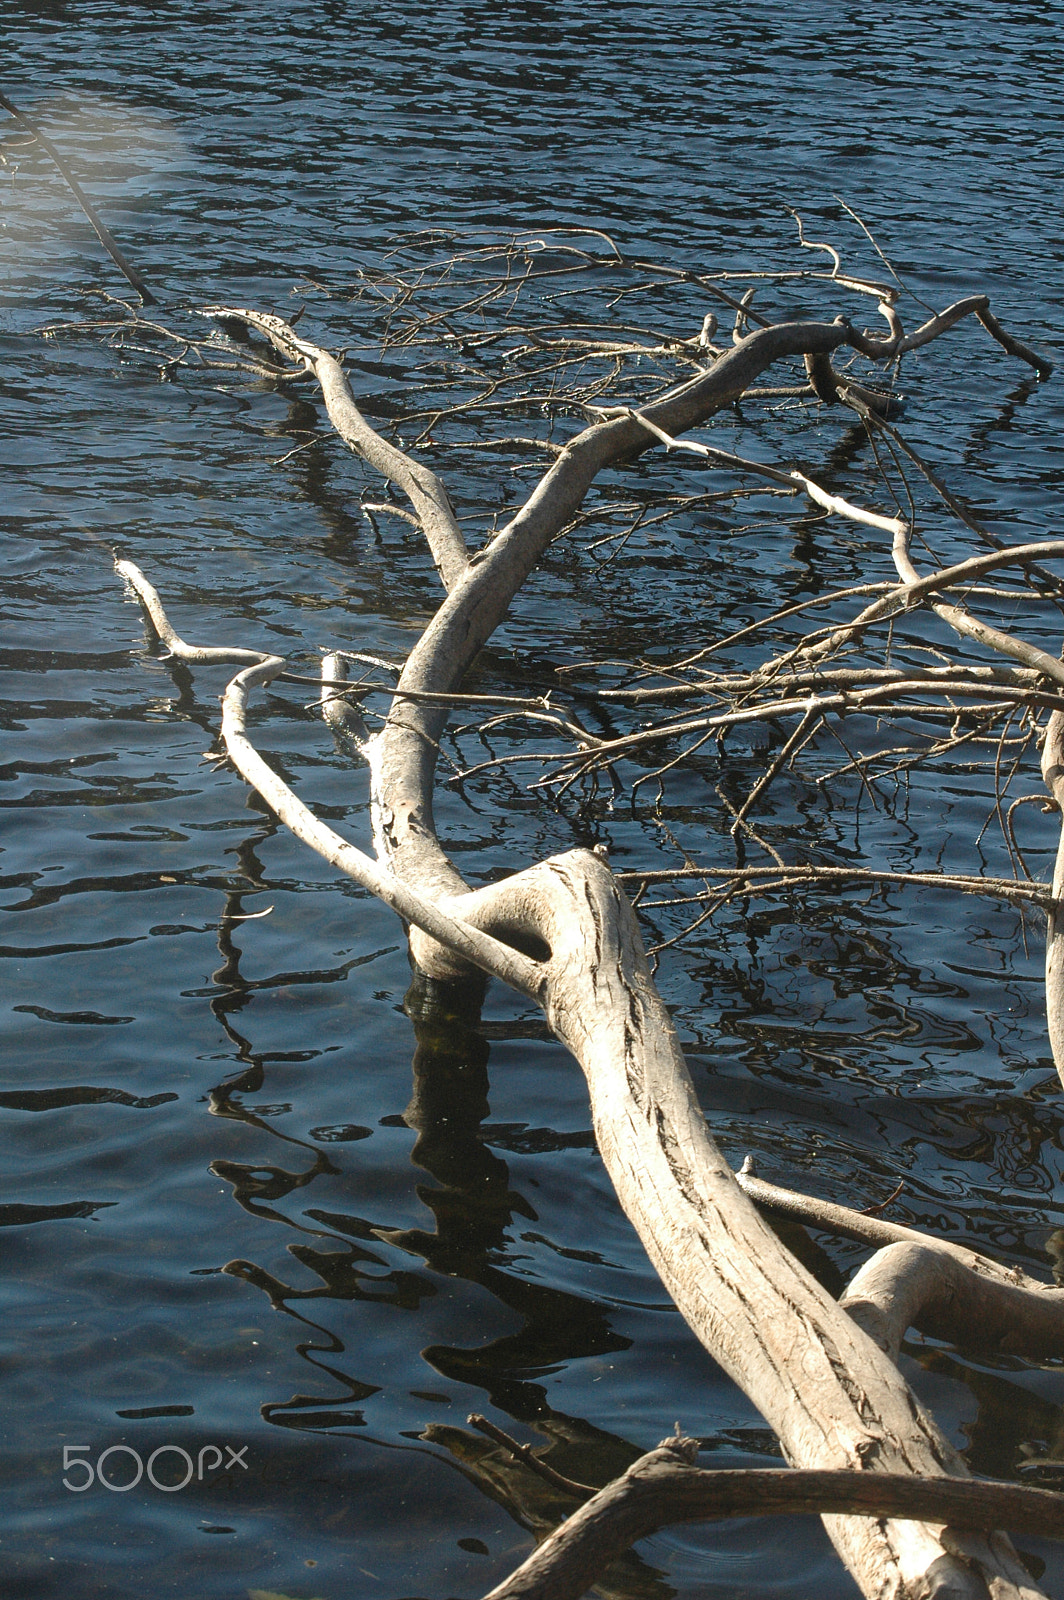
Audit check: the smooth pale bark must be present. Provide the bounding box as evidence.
[368,319,855,931]
[143,575,1047,1597]
[202,307,470,590]
[118,295,1060,1600]
[457,851,1043,1600]
[886,520,1064,693]
[200,312,855,924]
[736,1168,1054,1279]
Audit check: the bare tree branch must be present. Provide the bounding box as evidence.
[480,1436,1064,1600]
[108,239,1064,1600]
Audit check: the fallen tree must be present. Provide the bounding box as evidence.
[80,222,1064,1598]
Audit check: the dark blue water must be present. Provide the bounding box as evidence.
[2,4,1064,1597]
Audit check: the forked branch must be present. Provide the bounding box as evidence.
[110,241,1062,1600]
[480,1436,1064,1600]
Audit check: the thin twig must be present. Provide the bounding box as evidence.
[0,89,157,304]
[467,1414,597,1498]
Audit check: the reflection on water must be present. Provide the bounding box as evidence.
[3,2,1064,1596]
[220,969,633,1438]
[208,959,669,1597]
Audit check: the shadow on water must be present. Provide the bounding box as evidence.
[205,938,1064,1595]
[211,945,678,1595]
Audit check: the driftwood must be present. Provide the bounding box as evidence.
[477,1435,1064,1600]
[100,227,1064,1600]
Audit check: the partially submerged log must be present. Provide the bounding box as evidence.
[107,228,1064,1600]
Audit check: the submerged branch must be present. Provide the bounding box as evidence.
[617,864,1055,912]
[108,239,1063,1600]
[480,1437,1064,1600]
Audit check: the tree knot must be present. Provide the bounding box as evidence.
[656,1429,700,1465]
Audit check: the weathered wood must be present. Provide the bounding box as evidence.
[479,1437,1064,1600]
[841,1241,1064,1362]
[201,307,469,590]
[370,318,857,931]
[455,849,1043,1600]
[117,282,1059,1600]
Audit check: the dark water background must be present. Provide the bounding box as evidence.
[2,3,1064,1597]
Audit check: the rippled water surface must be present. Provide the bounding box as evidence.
[3,4,1064,1597]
